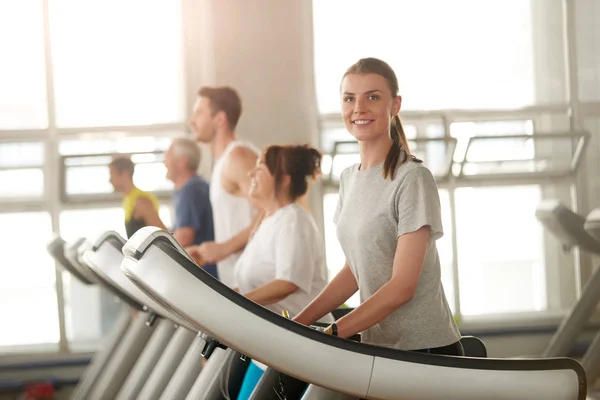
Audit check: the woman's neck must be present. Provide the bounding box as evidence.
[262,195,294,217]
[358,135,393,170]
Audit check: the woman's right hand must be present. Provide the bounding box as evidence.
[291,314,309,325]
[293,262,358,326]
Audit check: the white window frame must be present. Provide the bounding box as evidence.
[318,104,594,329]
[0,0,193,354]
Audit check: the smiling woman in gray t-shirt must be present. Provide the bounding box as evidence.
[294,57,462,355]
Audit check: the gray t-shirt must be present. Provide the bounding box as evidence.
[334,159,460,350]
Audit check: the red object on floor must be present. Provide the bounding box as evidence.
[24,382,54,399]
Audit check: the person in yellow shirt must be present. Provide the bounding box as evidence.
[108,157,167,238]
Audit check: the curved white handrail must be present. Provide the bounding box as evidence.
[120,228,586,400]
[83,230,196,331]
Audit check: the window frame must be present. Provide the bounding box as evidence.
[0,0,190,354]
[0,138,46,203]
[59,149,174,204]
[319,106,590,321]
[0,211,60,348]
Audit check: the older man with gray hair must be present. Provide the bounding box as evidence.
[164,137,218,279]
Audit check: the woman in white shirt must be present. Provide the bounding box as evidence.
[235,144,333,400]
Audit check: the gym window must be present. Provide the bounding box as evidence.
[312,0,592,321]
[0,212,59,350]
[0,0,185,352]
[59,136,176,203]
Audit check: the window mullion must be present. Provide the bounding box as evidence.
[42,0,68,354]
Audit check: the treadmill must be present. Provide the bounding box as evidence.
[47,236,132,400]
[54,234,177,400]
[64,237,123,337]
[121,227,587,400]
[82,231,229,400]
[79,232,183,400]
[47,236,96,286]
[536,200,600,387]
[64,236,156,400]
[585,207,600,242]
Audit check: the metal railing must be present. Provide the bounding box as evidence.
[321,108,590,188]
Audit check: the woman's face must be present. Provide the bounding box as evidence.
[340,73,401,142]
[248,158,276,202]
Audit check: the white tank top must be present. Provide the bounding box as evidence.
[210,140,259,287]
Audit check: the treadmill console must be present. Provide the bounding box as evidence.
[585,208,600,243]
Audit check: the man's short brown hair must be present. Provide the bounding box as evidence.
[109,156,134,177]
[198,86,242,130]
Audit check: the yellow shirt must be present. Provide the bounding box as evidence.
[122,187,160,238]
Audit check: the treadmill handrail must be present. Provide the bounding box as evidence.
[64,238,99,284]
[535,200,600,254]
[128,236,587,379]
[585,208,600,242]
[89,230,197,328]
[92,229,126,251]
[47,236,94,285]
[121,226,196,264]
[81,234,145,311]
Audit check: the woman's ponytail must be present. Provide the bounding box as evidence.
[383,115,421,180]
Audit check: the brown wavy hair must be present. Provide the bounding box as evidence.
[263,144,322,201]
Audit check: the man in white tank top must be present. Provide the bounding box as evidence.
[185,87,262,287]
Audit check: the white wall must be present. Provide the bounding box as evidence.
[530,0,579,311]
[573,0,600,294]
[576,0,600,210]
